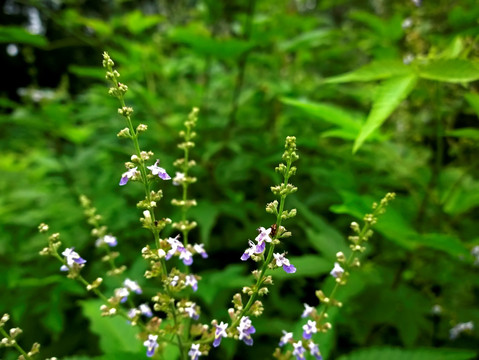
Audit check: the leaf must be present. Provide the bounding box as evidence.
[339,347,477,360]
[353,74,417,152]
[272,255,331,279]
[413,233,468,257]
[418,59,479,83]
[464,92,479,117]
[169,26,253,60]
[69,65,106,79]
[124,10,163,35]
[278,29,332,51]
[0,26,48,47]
[324,60,413,83]
[80,299,143,355]
[446,128,479,140]
[189,201,219,247]
[280,97,362,130]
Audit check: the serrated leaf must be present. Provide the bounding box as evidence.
[353,74,417,152]
[0,26,48,47]
[324,60,413,83]
[280,97,362,130]
[418,59,479,83]
[338,347,477,360]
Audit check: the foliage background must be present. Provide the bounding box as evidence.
[1,0,479,359]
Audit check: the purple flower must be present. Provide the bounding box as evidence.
[139,303,153,318]
[237,316,256,346]
[60,247,86,271]
[147,159,171,180]
[301,303,314,318]
[185,275,198,291]
[95,235,117,247]
[292,340,306,360]
[115,287,130,303]
[302,320,317,340]
[273,253,296,273]
[330,262,344,278]
[166,235,184,260]
[123,278,142,294]
[308,341,323,360]
[255,226,272,253]
[185,302,199,320]
[188,343,201,360]
[119,167,138,186]
[241,240,257,261]
[279,330,293,347]
[179,248,193,266]
[143,334,159,357]
[127,308,137,320]
[213,321,228,347]
[193,243,208,259]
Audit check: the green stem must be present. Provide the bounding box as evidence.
[0,327,32,360]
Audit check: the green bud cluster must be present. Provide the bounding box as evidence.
[0,314,42,360]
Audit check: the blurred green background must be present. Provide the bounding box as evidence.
[1,0,479,359]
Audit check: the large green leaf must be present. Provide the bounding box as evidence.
[446,128,479,140]
[353,74,418,152]
[0,26,48,47]
[418,59,479,83]
[339,347,477,360]
[80,299,143,355]
[324,60,413,83]
[280,97,362,130]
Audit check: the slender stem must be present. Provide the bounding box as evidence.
[0,327,32,360]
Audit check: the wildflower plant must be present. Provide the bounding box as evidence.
[3,53,406,360]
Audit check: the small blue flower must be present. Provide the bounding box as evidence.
[119,167,138,186]
[237,316,256,346]
[179,248,193,266]
[143,334,159,357]
[213,322,228,347]
[302,320,317,340]
[60,247,86,271]
[115,287,129,303]
[279,330,293,347]
[95,235,117,247]
[188,343,201,360]
[193,243,208,259]
[273,253,296,273]
[185,275,198,292]
[292,340,306,360]
[139,303,153,318]
[123,278,142,294]
[308,341,323,360]
[330,262,344,279]
[185,302,199,320]
[147,159,171,180]
[301,303,314,318]
[166,235,184,260]
[241,240,257,261]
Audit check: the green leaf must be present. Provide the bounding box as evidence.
[273,255,331,279]
[124,10,163,35]
[278,29,332,51]
[189,201,219,247]
[280,97,362,130]
[418,59,479,83]
[464,92,479,117]
[353,74,418,152]
[80,299,143,355]
[0,26,48,47]
[413,233,468,257]
[324,60,413,83]
[339,347,477,360]
[69,65,106,79]
[446,128,479,140]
